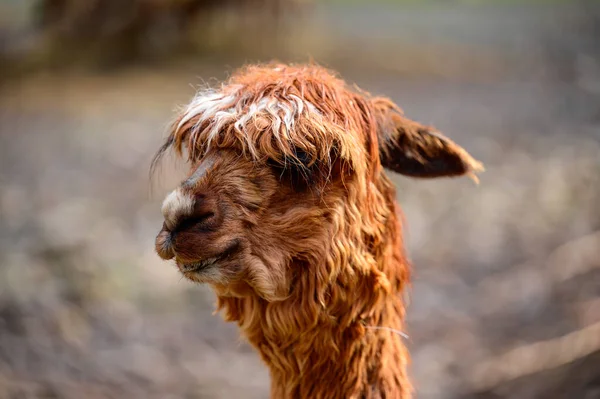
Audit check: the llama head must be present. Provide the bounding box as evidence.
[153,63,483,301]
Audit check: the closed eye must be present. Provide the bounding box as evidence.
[267,148,317,191]
[292,148,312,167]
[268,160,312,191]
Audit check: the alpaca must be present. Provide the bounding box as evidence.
[152,63,483,398]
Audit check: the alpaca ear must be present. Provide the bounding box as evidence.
[373,97,484,182]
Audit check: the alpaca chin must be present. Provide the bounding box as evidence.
[181,266,227,285]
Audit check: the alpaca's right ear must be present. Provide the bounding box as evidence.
[372,97,484,182]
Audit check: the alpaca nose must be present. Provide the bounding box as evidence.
[173,203,220,233]
[155,193,225,260]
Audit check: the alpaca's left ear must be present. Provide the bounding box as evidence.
[373,97,484,182]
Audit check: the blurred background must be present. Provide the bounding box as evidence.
[1,0,599,398]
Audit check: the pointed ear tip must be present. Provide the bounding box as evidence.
[465,159,485,184]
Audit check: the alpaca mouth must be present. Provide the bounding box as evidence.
[178,240,241,273]
[180,257,219,272]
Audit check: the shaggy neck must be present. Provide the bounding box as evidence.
[266,300,410,399]
[218,256,411,399]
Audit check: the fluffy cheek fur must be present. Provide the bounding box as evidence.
[240,204,333,301]
[222,187,333,301]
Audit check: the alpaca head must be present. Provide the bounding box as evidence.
[153,63,483,302]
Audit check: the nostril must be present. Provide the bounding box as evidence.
[176,211,217,232]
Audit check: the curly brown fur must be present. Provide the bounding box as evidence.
[152,62,483,398]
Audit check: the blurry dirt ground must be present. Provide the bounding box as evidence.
[1,3,600,399]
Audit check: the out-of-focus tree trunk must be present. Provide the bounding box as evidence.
[28,0,310,67]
